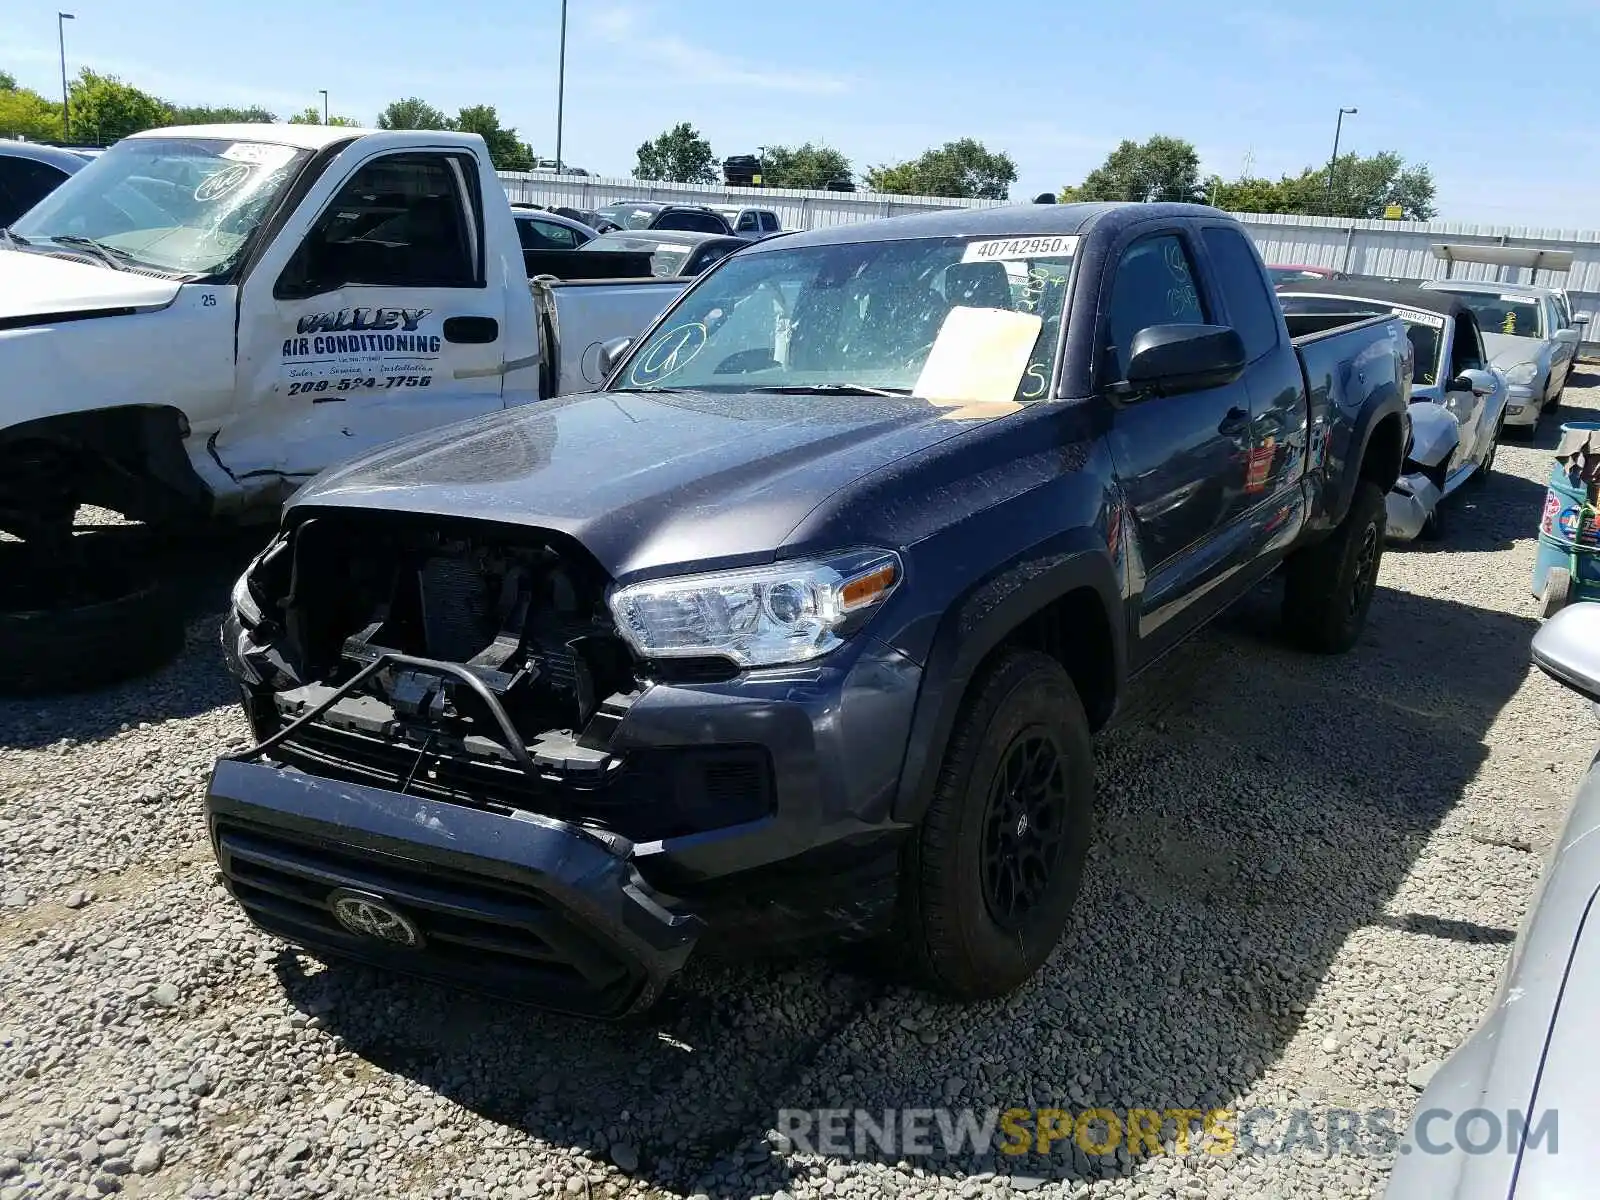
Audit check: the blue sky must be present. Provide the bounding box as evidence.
[3,0,1596,228]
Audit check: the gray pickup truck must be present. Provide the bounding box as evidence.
[209,201,1412,1018]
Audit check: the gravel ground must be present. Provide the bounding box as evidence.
[4,378,1599,1200]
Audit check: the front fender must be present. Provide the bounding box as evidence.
[890,532,1123,825]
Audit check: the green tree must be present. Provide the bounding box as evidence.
[864,138,1016,199]
[453,104,533,171]
[0,70,17,91]
[1069,135,1202,203]
[758,142,852,189]
[377,97,451,130]
[287,107,359,126]
[67,70,172,142]
[634,122,716,183]
[0,85,64,140]
[1202,150,1436,219]
[168,103,276,125]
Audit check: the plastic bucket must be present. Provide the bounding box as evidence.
[1533,421,1600,598]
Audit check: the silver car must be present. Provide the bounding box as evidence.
[1383,600,1600,1199]
[1420,280,1588,429]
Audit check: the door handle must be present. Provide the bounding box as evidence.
[443,316,500,344]
[1219,406,1251,436]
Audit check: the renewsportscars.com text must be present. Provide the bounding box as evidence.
[775,1106,1559,1159]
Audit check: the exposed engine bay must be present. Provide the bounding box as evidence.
[232,513,689,832]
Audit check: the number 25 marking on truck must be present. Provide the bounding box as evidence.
[201,294,217,307]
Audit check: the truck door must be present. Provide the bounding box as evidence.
[216,148,508,483]
[1100,229,1257,666]
[1196,223,1310,533]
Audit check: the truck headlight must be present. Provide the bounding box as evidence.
[229,569,265,629]
[1504,361,1539,387]
[608,549,902,668]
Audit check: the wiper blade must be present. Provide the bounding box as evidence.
[0,227,29,248]
[49,235,130,271]
[746,383,911,398]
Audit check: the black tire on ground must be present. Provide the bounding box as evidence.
[1540,566,1573,620]
[1470,424,1500,484]
[1282,479,1387,654]
[897,648,1095,1002]
[1420,496,1447,542]
[0,547,187,696]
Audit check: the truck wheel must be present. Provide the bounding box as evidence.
[899,648,1094,1001]
[1282,480,1387,654]
[0,541,187,696]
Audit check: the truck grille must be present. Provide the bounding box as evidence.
[214,819,644,1016]
[267,724,774,842]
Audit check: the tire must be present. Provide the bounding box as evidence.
[1420,497,1447,542]
[1540,566,1573,620]
[1470,424,1500,484]
[898,648,1094,1002]
[0,542,187,696]
[1282,479,1387,654]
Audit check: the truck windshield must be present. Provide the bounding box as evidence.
[10,137,311,278]
[611,234,1077,400]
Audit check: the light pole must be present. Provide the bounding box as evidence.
[554,0,568,172]
[1327,106,1357,214]
[319,90,328,124]
[57,12,74,142]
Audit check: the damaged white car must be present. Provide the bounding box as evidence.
[1278,281,1507,542]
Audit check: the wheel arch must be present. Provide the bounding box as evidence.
[891,537,1124,826]
[0,406,212,537]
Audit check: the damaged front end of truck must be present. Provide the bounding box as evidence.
[208,510,741,1019]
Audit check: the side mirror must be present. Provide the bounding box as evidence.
[1119,325,1247,398]
[1555,328,1581,345]
[1575,312,1591,327]
[597,336,633,379]
[1449,368,1497,397]
[1532,603,1600,703]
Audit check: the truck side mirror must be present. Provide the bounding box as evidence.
[1555,328,1581,345]
[1119,324,1247,398]
[1532,602,1600,702]
[1449,368,1496,397]
[598,337,633,379]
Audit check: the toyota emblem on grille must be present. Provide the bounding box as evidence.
[328,889,422,948]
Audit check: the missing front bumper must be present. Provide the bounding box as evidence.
[206,757,701,1019]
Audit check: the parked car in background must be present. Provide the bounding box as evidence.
[1421,279,1586,426]
[530,159,589,176]
[1278,279,1507,541]
[1383,600,1600,1200]
[711,205,782,240]
[1267,263,1346,286]
[590,200,733,235]
[510,204,599,250]
[0,141,92,227]
[208,201,1411,1020]
[575,229,747,277]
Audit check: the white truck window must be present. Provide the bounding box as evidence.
[278,153,477,296]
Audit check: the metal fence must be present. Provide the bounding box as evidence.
[496,170,1600,347]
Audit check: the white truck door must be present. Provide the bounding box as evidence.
[215,147,508,482]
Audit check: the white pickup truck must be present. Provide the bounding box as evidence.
[0,124,694,691]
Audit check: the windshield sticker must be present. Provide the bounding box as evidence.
[627,323,707,387]
[220,143,298,168]
[195,162,253,202]
[915,305,1043,418]
[1500,294,1532,304]
[962,235,1079,264]
[1392,307,1446,330]
[278,306,442,396]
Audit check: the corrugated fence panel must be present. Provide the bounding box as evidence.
[496,172,1600,347]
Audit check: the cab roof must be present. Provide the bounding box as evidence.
[1275,278,1478,323]
[746,200,1225,251]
